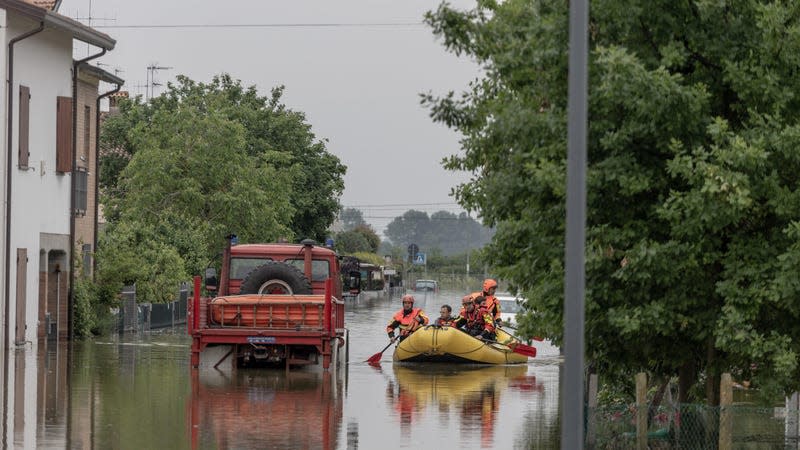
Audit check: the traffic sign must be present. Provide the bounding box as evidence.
[413,253,426,265]
[407,243,419,257]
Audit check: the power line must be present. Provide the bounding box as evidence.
[92,22,425,30]
[342,202,458,208]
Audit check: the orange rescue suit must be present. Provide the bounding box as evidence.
[386,308,429,337]
[473,291,501,322]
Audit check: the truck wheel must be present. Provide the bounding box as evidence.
[239,261,313,295]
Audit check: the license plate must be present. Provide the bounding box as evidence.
[247,336,276,344]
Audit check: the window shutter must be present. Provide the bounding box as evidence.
[56,96,73,173]
[18,86,30,169]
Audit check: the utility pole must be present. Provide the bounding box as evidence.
[562,0,589,448]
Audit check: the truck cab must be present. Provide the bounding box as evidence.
[190,237,348,371]
[222,242,343,297]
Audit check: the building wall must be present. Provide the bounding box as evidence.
[4,12,74,345]
[74,76,98,276]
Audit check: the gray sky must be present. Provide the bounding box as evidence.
[61,0,479,235]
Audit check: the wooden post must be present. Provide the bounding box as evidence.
[587,373,598,449]
[636,372,647,450]
[787,392,799,442]
[719,372,732,450]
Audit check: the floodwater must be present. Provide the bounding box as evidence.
[22,289,562,449]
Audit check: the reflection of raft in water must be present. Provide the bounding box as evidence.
[393,326,529,364]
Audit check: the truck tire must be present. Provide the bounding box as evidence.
[239,261,313,295]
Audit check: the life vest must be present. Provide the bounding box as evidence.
[455,306,495,335]
[473,290,501,321]
[435,316,456,327]
[386,307,428,336]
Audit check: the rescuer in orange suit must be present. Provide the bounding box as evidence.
[386,294,429,342]
[474,278,501,325]
[452,294,496,340]
[434,304,457,327]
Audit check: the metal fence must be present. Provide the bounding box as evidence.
[589,402,799,448]
[116,283,189,333]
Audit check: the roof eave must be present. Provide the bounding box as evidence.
[44,11,115,50]
[77,63,124,85]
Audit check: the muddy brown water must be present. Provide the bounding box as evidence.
[26,290,561,449]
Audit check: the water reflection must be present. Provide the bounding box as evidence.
[188,368,344,450]
[17,287,564,449]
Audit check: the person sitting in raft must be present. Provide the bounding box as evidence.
[478,278,502,325]
[434,304,456,327]
[452,294,496,341]
[386,294,429,343]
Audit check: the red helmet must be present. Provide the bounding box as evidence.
[401,294,415,304]
[483,279,498,292]
[461,295,474,305]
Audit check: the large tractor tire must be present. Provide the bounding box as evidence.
[239,261,313,295]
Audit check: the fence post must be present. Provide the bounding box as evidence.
[787,392,799,444]
[587,373,598,449]
[636,372,647,450]
[719,372,732,450]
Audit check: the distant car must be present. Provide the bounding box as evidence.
[413,279,439,293]
[496,295,524,326]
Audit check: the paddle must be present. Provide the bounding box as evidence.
[480,334,537,358]
[366,339,395,364]
[507,341,537,358]
[499,323,544,342]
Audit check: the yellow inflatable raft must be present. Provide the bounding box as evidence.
[393,326,529,364]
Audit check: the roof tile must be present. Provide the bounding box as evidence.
[22,0,56,10]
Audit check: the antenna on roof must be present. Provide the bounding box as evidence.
[146,64,173,100]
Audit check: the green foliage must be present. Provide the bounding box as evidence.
[334,230,371,254]
[339,208,367,231]
[96,222,188,304]
[101,74,346,241]
[72,273,96,338]
[426,0,800,399]
[384,209,493,255]
[352,224,381,253]
[96,74,346,304]
[350,252,385,266]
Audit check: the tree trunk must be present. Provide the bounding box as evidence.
[648,377,670,423]
[706,336,719,406]
[679,360,696,403]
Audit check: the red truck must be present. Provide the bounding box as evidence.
[188,236,350,370]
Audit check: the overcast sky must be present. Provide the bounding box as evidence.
[59,0,479,235]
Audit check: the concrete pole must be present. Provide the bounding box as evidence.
[561,0,588,448]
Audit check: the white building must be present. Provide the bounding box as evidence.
[0,0,116,350]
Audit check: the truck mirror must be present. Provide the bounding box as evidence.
[205,267,218,291]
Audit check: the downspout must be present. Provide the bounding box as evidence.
[3,21,44,449]
[68,49,105,340]
[92,81,121,280]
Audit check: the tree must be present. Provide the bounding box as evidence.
[384,209,492,255]
[425,0,800,402]
[340,208,367,231]
[334,230,371,254]
[101,74,346,241]
[352,224,381,253]
[105,97,295,277]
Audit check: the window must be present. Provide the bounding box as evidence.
[56,97,73,173]
[82,105,91,166]
[74,168,87,215]
[230,257,273,280]
[285,259,330,282]
[18,85,30,169]
[82,244,92,276]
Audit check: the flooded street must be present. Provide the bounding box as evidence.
[26,290,562,449]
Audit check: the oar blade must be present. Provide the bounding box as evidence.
[366,352,383,364]
[510,342,537,358]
